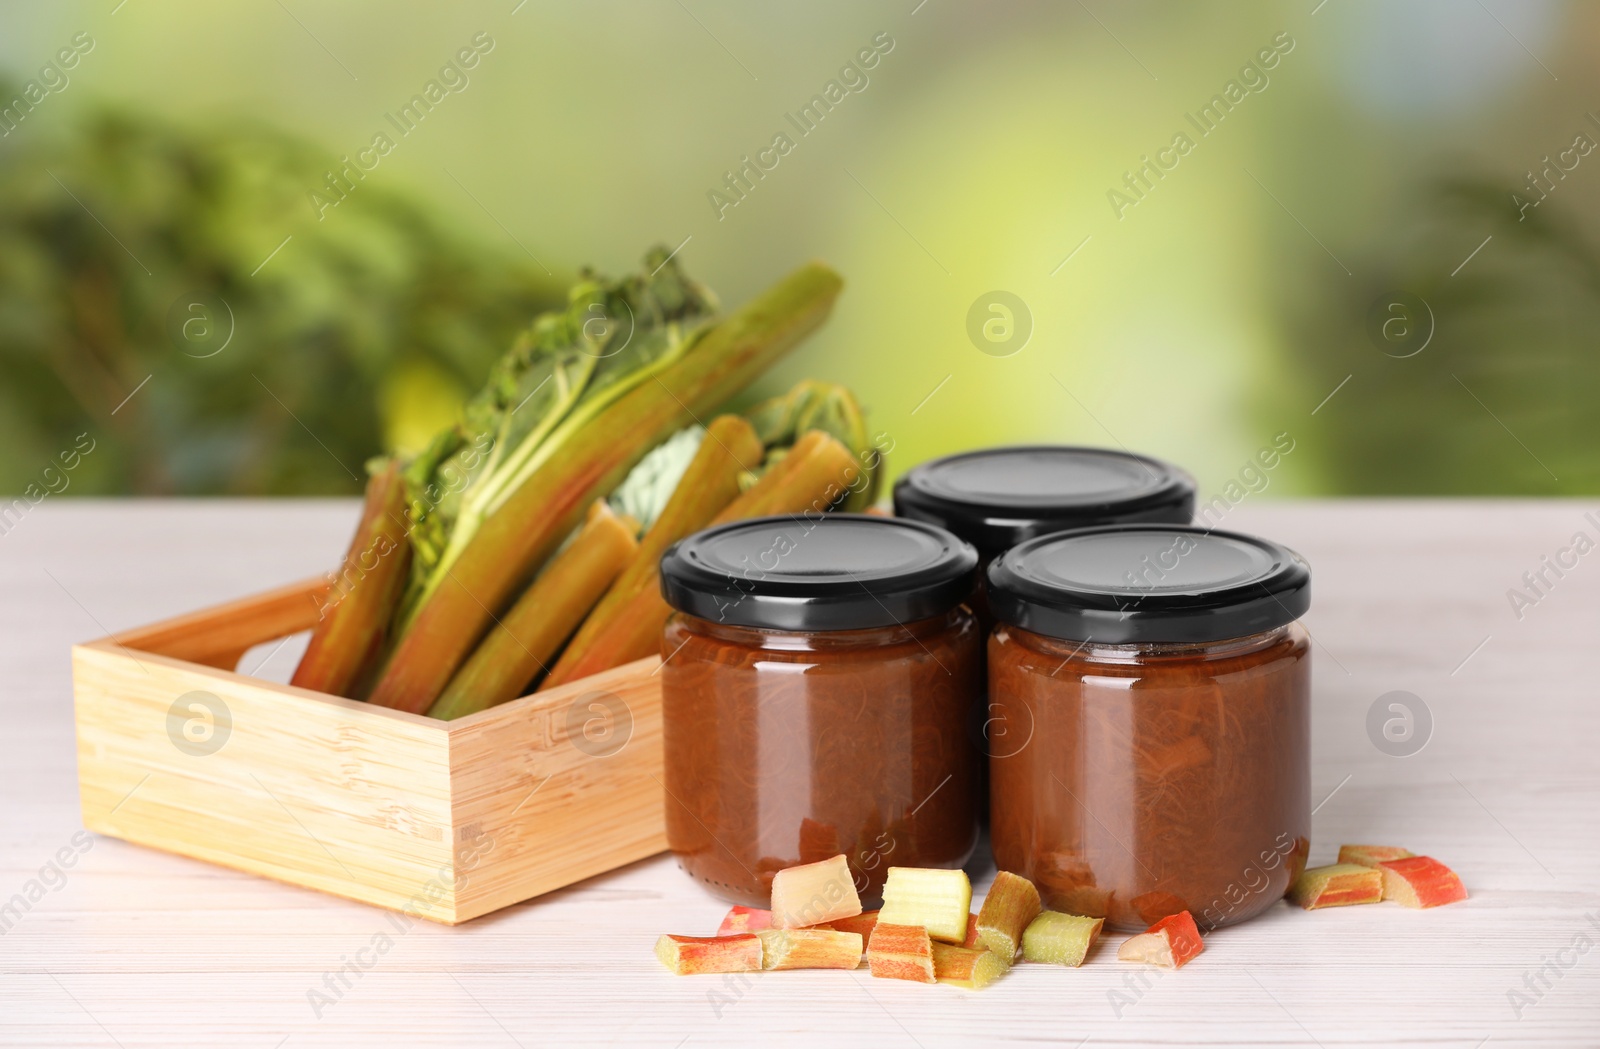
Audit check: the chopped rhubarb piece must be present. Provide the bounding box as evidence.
[1289,863,1383,909]
[961,913,981,949]
[878,867,973,944]
[716,906,773,936]
[975,871,1042,962]
[1378,856,1468,909]
[654,934,763,975]
[1021,911,1104,967]
[930,943,1008,990]
[866,922,936,983]
[757,928,863,970]
[820,909,879,939]
[1116,911,1203,969]
[770,854,863,928]
[1337,844,1415,868]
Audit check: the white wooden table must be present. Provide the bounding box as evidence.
[3,500,1597,1048]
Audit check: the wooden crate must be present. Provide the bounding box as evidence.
[71,576,666,924]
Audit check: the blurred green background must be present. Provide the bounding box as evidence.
[2,0,1595,498]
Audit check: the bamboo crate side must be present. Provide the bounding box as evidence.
[72,579,460,919]
[444,657,667,921]
[104,575,333,670]
[72,578,670,924]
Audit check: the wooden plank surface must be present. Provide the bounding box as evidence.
[2,499,1598,1047]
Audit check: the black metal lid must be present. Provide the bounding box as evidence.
[892,446,1196,557]
[659,514,978,631]
[987,524,1310,644]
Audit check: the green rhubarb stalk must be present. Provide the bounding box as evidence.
[428,501,639,720]
[536,430,858,691]
[745,380,881,510]
[367,259,843,714]
[709,429,859,524]
[290,460,412,697]
[539,414,762,690]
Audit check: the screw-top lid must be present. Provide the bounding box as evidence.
[892,446,1196,557]
[987,524,1310,644]
[659,514,978,631]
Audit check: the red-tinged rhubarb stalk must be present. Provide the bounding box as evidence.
[1022,911,1104,967]
[1338,844,1414,867]
[819,910,880,940]
[743,379,882,511]
[770,854,862,929]
[1378,856,1468,908]
[1289,863,1384,909]
[1116,910,1204,969]
[717,906,774,937]
[428,501,639,720]
[878,866,973,945]
[975,871,1042,963]
[867,923,936,983]
[368,262,844,714]
[290,460,412,698]
[539,415,762,690]
[654,934,764,975]
[930,943,1008,990]
[708,429,859,525]
[962,913,981,949]
[757,928,863,970]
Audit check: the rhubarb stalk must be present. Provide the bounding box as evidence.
[428,501,639,720]
[368,261,843,713]
[290,460,412,698]
[539,415,762,690]
[708,429,859,525]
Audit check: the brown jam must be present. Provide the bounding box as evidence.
[657,514,982,907]
[661,609,981,906]
[988,624,1310,930]
[985,524,1313,930]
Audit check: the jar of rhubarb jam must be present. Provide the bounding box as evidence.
[894,446,1196,619]
[658,514,982,907]
[987,525,1312,931]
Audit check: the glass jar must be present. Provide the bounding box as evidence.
[987,525,1312,931]
[894,446,1196,822]
[659,514,982,907]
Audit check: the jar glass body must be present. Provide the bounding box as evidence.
[662,608,982,907]
[988,622,1311,930]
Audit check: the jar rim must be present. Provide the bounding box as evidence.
[893,445,1195,557]
[987,524,1310,644]
[660,514,977,632]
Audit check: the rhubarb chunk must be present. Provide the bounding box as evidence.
[821,910,879,940]
[975,871,1042,962]
[930,943,1008,990]
[866,922,936,983]
[961,913,981,949]
[716,906,773,936]
[878,867,973,944]
[1021,911,1104,967]
[1116,911,1203,970]
[757,928,863,970]
[1378,856,1468,909]
[1289,863,1383,909]
[1337,844,1414,868]
[655,934,763,975]
[770,854,863,929]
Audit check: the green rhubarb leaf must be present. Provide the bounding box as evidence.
[395,246,720,629]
